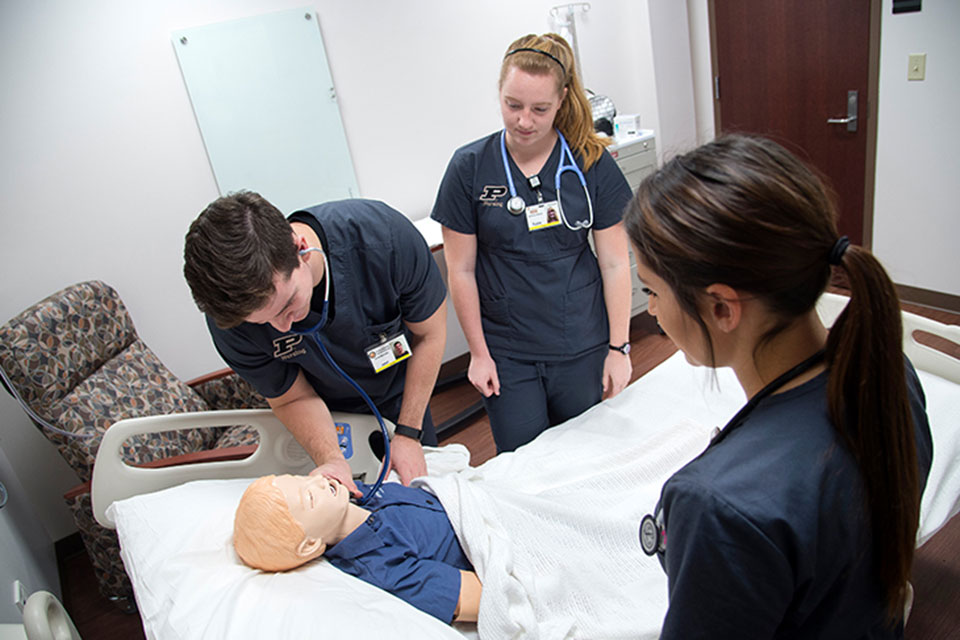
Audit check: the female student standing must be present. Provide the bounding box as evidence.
[626,135,933,638]
[431,33,633,452]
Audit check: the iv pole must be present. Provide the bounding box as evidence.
[549,3,591,83]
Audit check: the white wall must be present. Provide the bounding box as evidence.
[873,0,960,296]
[648,0,699,162]
[0,448,60,624]
[0,0,658,542]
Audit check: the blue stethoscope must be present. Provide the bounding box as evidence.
[500,128,594,231]
[292,247,390,506]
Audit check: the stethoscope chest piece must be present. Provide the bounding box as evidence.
[506,196,526,215]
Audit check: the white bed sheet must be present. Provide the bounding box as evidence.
[110,351,960,640]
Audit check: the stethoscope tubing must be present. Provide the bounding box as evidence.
[500,128,593,231]
[292,248,390,506]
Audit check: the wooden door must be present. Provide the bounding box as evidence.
[711,1,877,245]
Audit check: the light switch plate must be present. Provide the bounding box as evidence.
[908,53,926,81]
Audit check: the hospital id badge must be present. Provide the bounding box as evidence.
[525,200,562,231]
[365,332,411,373]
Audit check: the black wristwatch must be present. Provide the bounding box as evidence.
[609,342,631,355]
[392,423,423,441]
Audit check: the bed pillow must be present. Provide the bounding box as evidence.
[110,478,475,640]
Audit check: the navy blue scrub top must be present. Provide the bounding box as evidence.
[431,131,632,361]
[207,199,446,414]
[325,481,471,623]
[654,360,933,639]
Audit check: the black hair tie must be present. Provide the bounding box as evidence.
[829,236,850,265]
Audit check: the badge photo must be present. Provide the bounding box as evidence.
[365,332,412,373]
[525,200,563,231]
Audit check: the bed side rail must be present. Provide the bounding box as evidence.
[817,292,960,385]
[92,409,392,528]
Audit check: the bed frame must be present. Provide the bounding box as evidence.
[86,293,959,640]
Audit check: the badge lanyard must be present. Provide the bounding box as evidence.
[500,129,594,231]
[639,348,827,556]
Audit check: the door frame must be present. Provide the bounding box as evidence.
[707,0,882,250]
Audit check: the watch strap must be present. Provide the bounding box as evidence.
[609,342,631,355]
[392,423,423,441]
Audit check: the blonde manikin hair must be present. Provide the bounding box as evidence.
[233,475,325,572]
[499,32,611,171]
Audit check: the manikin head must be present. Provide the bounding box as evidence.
[233,474,350,572]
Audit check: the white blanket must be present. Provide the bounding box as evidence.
[109,351,959,640]
[418,354,745,640]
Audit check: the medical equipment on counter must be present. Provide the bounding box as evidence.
[500,128,594,230]
[613,114,642,141]
[294,247,390,506]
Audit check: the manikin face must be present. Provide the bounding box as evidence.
[244,259,314,332]
[634,256,710,367]
[273,474,350,545]
[499,66,566,151]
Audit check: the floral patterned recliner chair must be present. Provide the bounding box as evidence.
[0,280,266,611]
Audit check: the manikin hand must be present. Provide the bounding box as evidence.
[468,353,501,398]
[601,350,632,400]
[310,457,361,499]
[388,435,428,486]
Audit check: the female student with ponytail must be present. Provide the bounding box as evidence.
[625,134,932,638]
[431,33,634,452]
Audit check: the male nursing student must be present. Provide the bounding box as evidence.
[183,191,447,494]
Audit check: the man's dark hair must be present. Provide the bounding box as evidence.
[183,191,299,328]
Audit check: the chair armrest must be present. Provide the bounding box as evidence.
[185,367,235,387]
[187,368,269,410]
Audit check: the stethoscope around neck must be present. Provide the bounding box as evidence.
[291,247,390,506]
[638,347,826,556]
[500,128,594,231]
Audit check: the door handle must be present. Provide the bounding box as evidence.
[827,90,858,132]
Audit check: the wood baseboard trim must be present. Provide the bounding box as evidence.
[897,284,960,314]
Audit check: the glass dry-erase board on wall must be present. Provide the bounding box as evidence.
[173,8,358,213]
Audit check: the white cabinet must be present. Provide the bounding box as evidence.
[609,131,657,316]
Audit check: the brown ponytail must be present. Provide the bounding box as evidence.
[827,245,918,621]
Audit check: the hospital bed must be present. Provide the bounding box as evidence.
[90,293,960,639]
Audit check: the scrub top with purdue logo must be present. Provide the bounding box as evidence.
[207,199,446,443]
[430,131,631,361]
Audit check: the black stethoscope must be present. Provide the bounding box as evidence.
[639,348,826,556]
[291,247,390,506]
[500,128,594,230]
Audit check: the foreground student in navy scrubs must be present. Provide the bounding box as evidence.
[626,135,932,638]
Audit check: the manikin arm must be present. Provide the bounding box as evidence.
[454,570,483,622]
